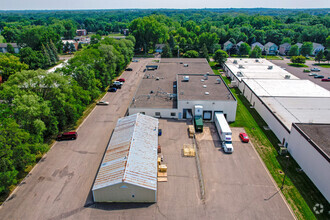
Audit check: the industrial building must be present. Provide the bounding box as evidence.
[92,113,159,203]
[129,58,237,122]
[288,123,330,202]
[223,58,330,202]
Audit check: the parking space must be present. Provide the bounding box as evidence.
[270,58,330,91]
[196,123,294,219]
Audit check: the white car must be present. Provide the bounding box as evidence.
[96,101,109,105]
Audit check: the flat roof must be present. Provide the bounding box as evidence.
[131,58,216,109]
[243,79,330,97]
[225,58,298,81]
[92,113,158,191]
[177,74,235,101]
[294,123,330,160]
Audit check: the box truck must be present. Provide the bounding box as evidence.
[214,112,233,153]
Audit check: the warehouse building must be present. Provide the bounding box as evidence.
[92,113,159,203]
[129,58,237,122]
[288,123,330,202]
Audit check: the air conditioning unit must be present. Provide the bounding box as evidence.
[239,65,244,69]
[183,76,190,81]
[284,75,291,79]
[255,59,259,62]
[268,65,273,70]
[233,60,238,64]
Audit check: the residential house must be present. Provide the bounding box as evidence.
[223,40,234,52]
[279,43,291,55]
[236,41,245,48]
[251,42,264,51]
[0,43,20,53]
[312,43,325,56]
[155,44,165,53]
[76,29,87,36]
[74,36,91,44]
[264,42,278,55]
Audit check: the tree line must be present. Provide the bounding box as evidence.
[0,36,135,195]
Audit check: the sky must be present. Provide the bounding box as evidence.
[1,0,330,10]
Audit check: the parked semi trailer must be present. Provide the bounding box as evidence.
[214,112,233,153]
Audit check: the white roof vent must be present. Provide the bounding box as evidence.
[184,64,189,67]
[201,79,205,82]
[217,78,221,84]
[183,76,190,81]
[205,92,209,95]
[206,72,210,75]
[203,85,207,88]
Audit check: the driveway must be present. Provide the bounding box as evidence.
[270,58,330,91]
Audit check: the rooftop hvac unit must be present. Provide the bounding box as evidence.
[204,74,208,80]
[183,76,190,81]
[239,65,244,69]
[233,60,238,64]
[237,72,243,77]
[217,78,221,84]
[255,59,259,62]
[206,72,210,75]
[184,64,189,67]
[284,75,291,79]
[205,92,209,95]
[268,65,273,70]
[203,85,207,88]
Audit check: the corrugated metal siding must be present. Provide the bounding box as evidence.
[93,113,158,191]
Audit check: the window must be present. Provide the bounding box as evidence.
[155,112,161,116]
[171,112,176,116]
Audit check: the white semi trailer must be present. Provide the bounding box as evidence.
[214,112,233,153]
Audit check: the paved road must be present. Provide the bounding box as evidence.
[0,58,153,220]
[270,58,330,91]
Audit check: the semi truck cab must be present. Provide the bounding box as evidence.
[223,135,233,153]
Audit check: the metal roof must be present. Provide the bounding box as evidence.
[92,113,159,191]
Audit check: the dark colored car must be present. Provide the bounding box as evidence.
[108,87,117,92]
[117,78,125,82]
[57,131,78,141]
[125,68,133,71]
[314,75,324,79]
[321,78,330,82]
[239,133,249,143]
[310,68,321,72]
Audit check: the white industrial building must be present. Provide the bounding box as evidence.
[92,113,159,203]
[129,58,237,122]
[223,58,330,202]
[288,123,330,202]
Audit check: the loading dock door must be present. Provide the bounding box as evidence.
[183,109,192,119]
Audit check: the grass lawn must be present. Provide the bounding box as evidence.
[210,61,329,220]
[288,63,309,68]
[262,55,284,60]
[107,33,124,37]
[315,63,330,68]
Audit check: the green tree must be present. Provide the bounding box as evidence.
[281,37,291,44]
[0,53,28,81]
[49,39,59,62]
[213,49,228,65]
[161,43,172,58]
[326,36,330,49]
[291,55,306,64]
[201,43,209,61]
[326,52,330,64]
[301,42,313,56]
[46,44,56,65]
[288,45,300,56]
[239,42,251,55]
[315,50,324,63]
[183,50,199,58]
[198,32,219,52]
[6,44,15,54]
[41,44,51,67]
[249,46,262,58]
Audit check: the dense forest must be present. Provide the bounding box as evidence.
[0,8,329,196]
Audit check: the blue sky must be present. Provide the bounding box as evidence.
[1,0,330,10]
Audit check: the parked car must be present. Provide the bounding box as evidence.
[96,101,109,105]
[117,78,125,82]
[310,68,321,72]
[321,78,330,82]
[57,131,78,141]
[126,67,133,71]
[308,73,318,76]
[112,81,123,89]
[239,133,249,143]
[314,75,324,79]
[108,87,117,92]
[303,69,311,73]
[132,59,139,62]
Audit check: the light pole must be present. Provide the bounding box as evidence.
[280,155,290,190]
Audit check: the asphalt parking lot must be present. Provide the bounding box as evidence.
[270,58,330,91]
[196,123,295,219]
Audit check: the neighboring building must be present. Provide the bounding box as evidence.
[264,42,278,55]
[74,36,91,44]
[251,42,264,51]
[288,123,330,202]
[279,43,291,55]
[0,43,20,53]
[92,113,159,203]
[129,58,237,122]
[155,44,165,53]
[312,43,325,56]
[121,29,129,36]
[296,43,302,49]
[236,41,245,48]
[223,40,234,51]
[76,29,87,36]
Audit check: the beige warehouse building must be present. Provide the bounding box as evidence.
[92,113,159,203]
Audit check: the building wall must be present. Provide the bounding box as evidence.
[241,82,290,144]
[129,107,179,119]
[93,182,156,203]
[288,127,330,202]
[178,99,237,122]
